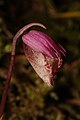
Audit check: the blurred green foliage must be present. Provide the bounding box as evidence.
[0,0,80,120]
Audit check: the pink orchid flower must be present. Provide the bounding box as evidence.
[0,23,66,119]
[22,27,66,86]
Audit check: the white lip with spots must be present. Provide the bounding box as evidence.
[23,44,61,86]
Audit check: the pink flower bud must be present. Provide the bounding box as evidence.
[22,30,66,86]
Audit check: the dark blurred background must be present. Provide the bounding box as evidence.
[0,0,80,120]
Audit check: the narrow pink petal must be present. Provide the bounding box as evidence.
[57,43,66,57]
[22,30,66,59]
[30,30,66,57]
[29,30,61,54]
[22,33,57,58]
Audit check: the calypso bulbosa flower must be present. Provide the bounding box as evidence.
[0,23,66,118]
[22,30,66,86]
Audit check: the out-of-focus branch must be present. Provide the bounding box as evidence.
[49,11,80,19]
[2,26,13,39]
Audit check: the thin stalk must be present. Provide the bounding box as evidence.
[0,23,46,118]
[0,55,15,117]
